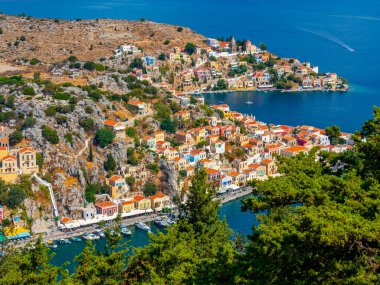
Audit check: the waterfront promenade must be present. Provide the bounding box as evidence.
[7,187,252,248]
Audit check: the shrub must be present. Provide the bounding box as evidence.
[126,127,136,138]
[42,126,59,144]
[68,55,78,62]
[9,130,23,145]
[44,106,57,117]
[23,86,35,96]
[79,117,95,131]
[83,61,96,71]
[23,116,36,129]
[143,182,157,196]
[65,133,73,146]
[56,115,68,125]
[30,58,40,65]
[52,92,71,100]
[177,27,183,32]
[94,128,115,148]
[84,106,94,114]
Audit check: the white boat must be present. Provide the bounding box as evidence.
[83,233,96,240]
[135,222,151,232]
[121,225,132,236]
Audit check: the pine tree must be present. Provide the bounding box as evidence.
[104,154,116,172]
[88,145,93,162]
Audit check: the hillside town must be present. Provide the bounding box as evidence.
[0,14,352,241]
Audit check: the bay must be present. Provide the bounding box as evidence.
[1,0,380,131]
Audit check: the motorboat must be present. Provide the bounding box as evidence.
[120,225,132,236]
[135,222,151,232]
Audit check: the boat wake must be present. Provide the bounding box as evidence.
[299,28,355,52]
[329,15,380,22]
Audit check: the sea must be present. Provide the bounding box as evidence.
[1,0,380,269]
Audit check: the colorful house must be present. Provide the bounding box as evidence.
[149,192,170,211]
[133,195,151,210]
[107,175,129,198]
[128,98,148,115]
[95,201,118,216]
[119,200,134,213]
[18,147,38,175]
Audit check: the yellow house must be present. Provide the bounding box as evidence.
[154,131,165,144]
[193,128,207,142]
[119,200,134,213]
[0,147,8,160]
[18,147,38,175]
[134,195,151,210]
[107,175,129,199]
[0,155,18,183]
[150,192,170,211]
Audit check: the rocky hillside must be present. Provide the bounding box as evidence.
[0,13,206,63]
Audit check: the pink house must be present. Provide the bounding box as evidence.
[95,201,118,216]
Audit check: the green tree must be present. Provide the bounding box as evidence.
[125,127,136,138]
[94,128,115,148]
[36,152,43,171]
[143,182,157,196]
[104,154,117,172]
[5,185,26,209]
[160,117,176,133]
[158,53,166,60]
[239,144,380,284]
[184,42,196,55]
[259,42,267,50]
[129,57,144,69]
[88,145,93,162]
[125,170,235,284]
[70,228,127,284]
[83,61,96,71]
[9,130,23,145]
[0,239,64,284]
[325,125,341,145]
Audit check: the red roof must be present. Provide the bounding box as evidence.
[134,195,146,202]
[2,155,16,161]
[96,201,117,208]
[109,175,123,182]
[103,119,118,127]
[19,147,35,154]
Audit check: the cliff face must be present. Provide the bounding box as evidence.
[0,14,206,63]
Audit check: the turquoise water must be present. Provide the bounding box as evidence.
[1,0,380,131]
[51,196,256,272]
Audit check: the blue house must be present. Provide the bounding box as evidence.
[144,56,156,66]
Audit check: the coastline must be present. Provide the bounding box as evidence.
[182,87,348,96]
[8,188,252,247]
